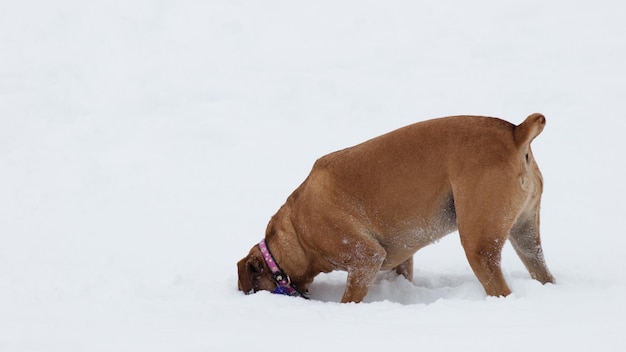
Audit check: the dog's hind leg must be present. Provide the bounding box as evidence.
[454,184,515,297]
[393,256,413,281]
[509,208,555,285]
[460,228,511,297]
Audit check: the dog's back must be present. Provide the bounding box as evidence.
[298,115,540,237]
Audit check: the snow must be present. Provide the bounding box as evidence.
[1,0,626,350]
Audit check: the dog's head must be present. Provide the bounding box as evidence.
[237,245,277,295]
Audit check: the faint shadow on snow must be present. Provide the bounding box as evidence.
[307,270,487,304]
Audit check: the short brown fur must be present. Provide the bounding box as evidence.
[238,114,554,303]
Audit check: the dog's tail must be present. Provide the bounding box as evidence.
[514,113,546,148]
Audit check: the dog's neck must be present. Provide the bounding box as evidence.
[264,208,320,292]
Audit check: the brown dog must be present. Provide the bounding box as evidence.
[238,114,555,303]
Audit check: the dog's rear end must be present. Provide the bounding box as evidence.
[449,113,553,297]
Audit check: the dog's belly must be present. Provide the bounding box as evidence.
[378,220,457,270]
[376,198,458,270]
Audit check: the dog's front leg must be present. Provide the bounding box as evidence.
[393,256,414,281]
[340,243,386,303]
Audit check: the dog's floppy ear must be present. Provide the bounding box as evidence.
[237,253,264,294]
[247,255,264,275]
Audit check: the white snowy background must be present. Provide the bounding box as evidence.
[2,1,625,351]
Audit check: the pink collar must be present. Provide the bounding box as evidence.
[258,239,307,298]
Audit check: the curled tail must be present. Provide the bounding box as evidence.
[514,113,546,149]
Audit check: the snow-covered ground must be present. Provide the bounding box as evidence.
[2,1,625,350]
